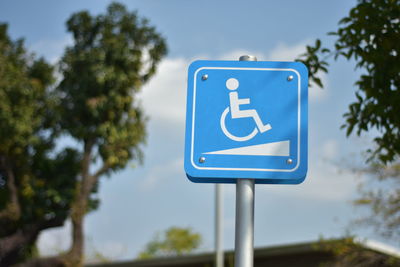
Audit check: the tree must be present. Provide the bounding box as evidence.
[0,23,80,266]
[317,237,399,267]
[56,2,167,266]
[138,227,202,259]
[296,0,400,258]
[297,0,400,164]
[352,161,400,239]
[0,3,166,266]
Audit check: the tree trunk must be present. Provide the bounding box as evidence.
[66,196,87,267]
[21,138,107,267]
[0,156,21,222]
[65,140,95,267]
[18,139,106,267]
[0,218,65,266]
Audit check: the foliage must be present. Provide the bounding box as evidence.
[317,237,399,267]
[0,23,80,266]
[56,2,167,266]
[296,0,400,247]
[84,236,125,264]
[297,0,400,164]
[0,2,167,266]
[352,161,400,239]
[59,3,167,170]
[138,227,202,259]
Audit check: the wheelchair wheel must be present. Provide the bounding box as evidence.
[220,107,258,142]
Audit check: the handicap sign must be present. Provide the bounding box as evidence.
[184,60,308,184]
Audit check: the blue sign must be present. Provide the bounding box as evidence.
[184,60,308,184]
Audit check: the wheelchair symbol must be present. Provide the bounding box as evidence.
[220,78,272,142]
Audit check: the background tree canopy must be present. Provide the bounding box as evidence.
[0,23,80,266]
[0,2,167,266]
[138,227,202,259]
[57,2,167,266]
[297,0,400,260]
[297,0,400,164]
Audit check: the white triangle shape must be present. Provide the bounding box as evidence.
[204,140,290,156]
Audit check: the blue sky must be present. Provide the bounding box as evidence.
[1,0,394,262]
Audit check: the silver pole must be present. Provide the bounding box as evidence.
[234,55,257,267]
[215,184,224,267]
[234,179,255,267]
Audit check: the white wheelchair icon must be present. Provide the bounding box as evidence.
[220,78,272,142]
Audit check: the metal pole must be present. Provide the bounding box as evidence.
[215,184,224,267]
[234,55,257,267]
[234,179,255,267]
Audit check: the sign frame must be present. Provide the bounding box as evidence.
[184,60,308,184]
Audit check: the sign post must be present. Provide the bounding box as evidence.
[184,55,308,267]
[215,183,224,267]
[235,178,255,267]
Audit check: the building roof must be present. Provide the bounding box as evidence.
[87,239,400,267]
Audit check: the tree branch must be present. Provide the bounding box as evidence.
[0,217,65,266]
[89,162,110,190]
[93,163,109,179]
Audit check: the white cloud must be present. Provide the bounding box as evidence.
[218,50,266,61]
[302,159,357,200]
[252,157,357,201]
[140,158,183,190]
[266,41,309,61]
[211,41,307,62]
[321,139,339,160]
[37,220,71,256]
[38,220,128,261]
[139,58,189,124]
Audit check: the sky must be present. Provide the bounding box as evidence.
[1,0,396,263]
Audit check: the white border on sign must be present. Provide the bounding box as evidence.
[190,67,302,172]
